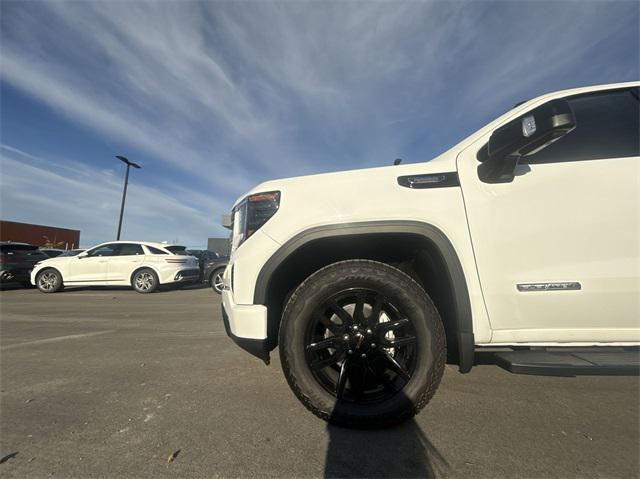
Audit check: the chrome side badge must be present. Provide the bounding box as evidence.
[517,282,581,292]
[522,115,536,137]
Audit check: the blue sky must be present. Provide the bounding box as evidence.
[1,1,638,248]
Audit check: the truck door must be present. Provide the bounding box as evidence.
[457,87,639,343]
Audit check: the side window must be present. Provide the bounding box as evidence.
[87,244,119,257]
[525,88,639,164]
[116,244,144,256]
[146,246,168,255]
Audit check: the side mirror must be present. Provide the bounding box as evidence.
[77,252,88,259]
[478,99,576,183]
[221,214,232,230]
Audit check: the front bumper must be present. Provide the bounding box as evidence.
[221,289,270,364]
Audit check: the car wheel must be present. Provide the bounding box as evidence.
[36,269,63,293]
[132,268,158,293]
[279,260,446,428]
[210,269,225,294]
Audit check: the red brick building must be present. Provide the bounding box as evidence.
[0,220,80,249]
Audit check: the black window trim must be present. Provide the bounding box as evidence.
[86,243,119,258]
[115,243,145,256]
[146,245,170,255]
[519,86,639,166]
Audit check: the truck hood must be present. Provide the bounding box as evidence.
[235,150,457,208]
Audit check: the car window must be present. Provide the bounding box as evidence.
[146,246,169,255]
[524,88,639,164]
[60,249,84,257]
[166,245,188,255]
[116,244,144,256]
[87,244,119,257]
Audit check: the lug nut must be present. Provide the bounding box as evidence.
[366,329,372,335]
[371,343,376,348]
[348,350,353,355]
[343,335,350,341]
[361,353,367,358]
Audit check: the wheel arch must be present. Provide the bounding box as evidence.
[208,265,227,283]
[36,266,64,282]
[254,220,475,373]
[129,265,161,285]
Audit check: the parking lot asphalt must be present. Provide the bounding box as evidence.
[0,285,638,478]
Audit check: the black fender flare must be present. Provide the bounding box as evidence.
[253,220,475,373]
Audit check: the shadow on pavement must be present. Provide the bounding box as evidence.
[324,418,448,478]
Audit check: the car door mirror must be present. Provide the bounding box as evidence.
[77,252,88,259]
[478,99,576,183]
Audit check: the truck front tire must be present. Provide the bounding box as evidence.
[279,260,446,428]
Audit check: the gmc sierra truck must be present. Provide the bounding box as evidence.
[221,82,639,427]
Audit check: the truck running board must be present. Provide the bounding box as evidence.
[489,348,640,376]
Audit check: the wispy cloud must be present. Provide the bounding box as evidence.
[0,144,225,247]
[1,1,637,244]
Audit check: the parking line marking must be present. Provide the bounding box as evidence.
[1,330,116,350]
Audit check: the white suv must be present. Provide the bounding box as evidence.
[221,82,639,427]
[31,241,199,294]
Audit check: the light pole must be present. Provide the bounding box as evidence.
[115,155,141,240]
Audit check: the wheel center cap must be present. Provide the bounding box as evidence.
[354,333,366,350]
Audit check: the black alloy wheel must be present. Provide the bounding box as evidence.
[279,260,446,428]
[305,288,418,403]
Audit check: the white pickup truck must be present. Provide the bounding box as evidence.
[221,82,639,427]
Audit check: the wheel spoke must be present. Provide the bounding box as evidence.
[306,336,339,353]
[310,353,342,371]
[353,292,365,323]
[381,350,411,381]
[315,312,340,334]
[383,335,416,348]
[367,294,384,327]
[377,318,410,334]
[336,359,350,399]
[328,300,353,326]
[367,362,398,393]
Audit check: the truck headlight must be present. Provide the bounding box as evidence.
[231,191,280,252]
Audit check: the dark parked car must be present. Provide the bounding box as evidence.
[0,242,49,287]
[39,248,65,258]
[187,249,228,294]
